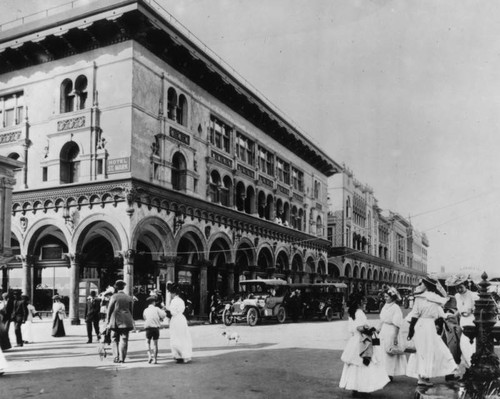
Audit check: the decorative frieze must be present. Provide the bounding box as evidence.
[237,164,255,179]
[259,174,273,188]
[277,184,289,196]
[57,116,86,132]
[211,151,232,168]
[0,131,21,144]
[292,192,303,202]
[169,126,190,145]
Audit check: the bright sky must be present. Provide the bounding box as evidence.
[2,0,499,277]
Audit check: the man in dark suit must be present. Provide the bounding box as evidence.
[84,291,101,343]
[106,280,134,363]
[11,291,28,347]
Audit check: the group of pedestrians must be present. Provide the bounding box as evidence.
[339,274,477,397]
[91,279,192,365]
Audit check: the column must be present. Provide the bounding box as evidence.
[18,255,33,297]
[66,252,81,325]
[226,263,235,296]
[199,263,208,316]
[120,250,135,296]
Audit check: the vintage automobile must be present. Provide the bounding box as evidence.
[289,282,347,321]
[224,279,289,326]
[365,290,383,313]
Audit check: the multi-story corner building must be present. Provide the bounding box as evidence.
[0,156,23,272]
[327,167,427,295]
[0,0,341,321]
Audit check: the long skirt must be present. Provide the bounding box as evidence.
[459,315,475,368]
[406,318,457,379]
[339,334,390,393]
[0,321,11,351]
[52,317,66,337]
[379,323,407,376]
[0,346,7,374]
[169,314,192,361]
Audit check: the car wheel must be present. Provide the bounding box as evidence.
[325,307,334,322]
[277,306,286,323]
[223,309,233,326]
[247,307,258,326]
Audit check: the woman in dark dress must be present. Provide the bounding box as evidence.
[0,293,12,350]
[51,295,66,337]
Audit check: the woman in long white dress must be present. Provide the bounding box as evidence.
[406,276,457,386]
[445,275,478,373]
[168,284,192,363]
[378,287,407,380]
[339,294,390,396]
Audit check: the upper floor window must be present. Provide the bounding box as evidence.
[172,151,187,191]
[209,116,231,153]
[236,132,255,166]
[291,167,303,192]
[314,180,321,199]
[60,75,87,113]
[258,146,274,176]
[276,157,290,184]
[167,88,188,126]
[0,92,24,128]
[60,141,80,184]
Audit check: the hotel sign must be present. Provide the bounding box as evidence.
[107,157,130,174]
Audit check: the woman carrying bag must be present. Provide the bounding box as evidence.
[339,293,390,397]
[405,276,457,387]
[378,286,407,380]
[51,295,66,337]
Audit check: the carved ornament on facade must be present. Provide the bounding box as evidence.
[57,116,86,132]
[0,131,21,145]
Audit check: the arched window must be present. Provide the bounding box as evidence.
[298,208,304,231]
[316,215,323,236]
[167,88,177,121]
[177,94,188,126]
[209,170,221,203]
[221,176,232,207]
[8,152,20,160]
[74,75,88,110]
[60,142,80,183]
[257,191,266,218]
[291,206,298,229]
[235,182,246,211]
[345,196,351,218]
[245,186,255,214]
[60,79,74,113]
[265,194,273,221]
[171,151,187,191]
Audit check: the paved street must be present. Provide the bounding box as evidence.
[0,316,444,399]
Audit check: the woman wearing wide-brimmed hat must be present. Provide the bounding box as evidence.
[51,295,66,337]
[445,274,478,373]
[405,276,457,386]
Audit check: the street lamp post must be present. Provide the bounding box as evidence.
[462,272,500,398]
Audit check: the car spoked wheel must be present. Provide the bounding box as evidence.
[247,307,258,326]
[277,306,286,323]
[223,309,233,326]
[325,307,334,321]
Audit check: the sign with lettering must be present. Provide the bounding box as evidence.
[211,151,233,168]
[169,127,190,145]
[107,157,131,174]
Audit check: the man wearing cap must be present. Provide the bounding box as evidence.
[84,291,101,344]
[143,296,166,364]
[106,280,134,363]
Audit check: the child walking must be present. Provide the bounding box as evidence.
[143,296,166,364]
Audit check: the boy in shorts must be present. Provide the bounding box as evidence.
[143,296,166,364]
